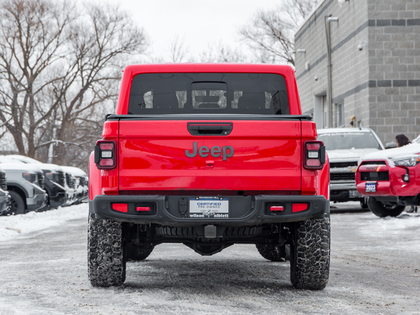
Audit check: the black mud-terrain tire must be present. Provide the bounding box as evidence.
[290,214,330,290]
[256,244,289,262]
[367,197,405,218]
[9,191,26,215]
[88,214,126,287]
[126,243,154,261]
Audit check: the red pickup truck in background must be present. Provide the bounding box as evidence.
[88,64,330,290]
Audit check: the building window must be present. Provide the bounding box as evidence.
[323,96,328,128]
[336,103,344,127]
[313,94,326,129]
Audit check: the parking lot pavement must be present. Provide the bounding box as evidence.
[0,204,419,314]
[330,201,367,213]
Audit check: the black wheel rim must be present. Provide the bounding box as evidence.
[10,197,22,215]
[11,198,18,214]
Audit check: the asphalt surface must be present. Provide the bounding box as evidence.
[0,204,419,315]
[330,201,368,213]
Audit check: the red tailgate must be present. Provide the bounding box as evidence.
[117,120,302,192]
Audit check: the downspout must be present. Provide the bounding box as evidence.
[324,16,339,128]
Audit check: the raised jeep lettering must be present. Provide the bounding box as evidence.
[185,142,234,160]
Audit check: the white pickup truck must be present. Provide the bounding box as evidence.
[318,128,385,208]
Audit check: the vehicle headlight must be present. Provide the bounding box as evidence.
[22,172,37,183]
[393,155,420,167]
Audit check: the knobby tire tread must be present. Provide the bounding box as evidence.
[290,214,330,290]
[88,214,126,287]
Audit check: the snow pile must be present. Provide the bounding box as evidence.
[0,203,88,242]
[353,211,420,252]
[360,212,420,235]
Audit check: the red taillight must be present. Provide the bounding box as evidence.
[112,203,128,213]
[306,143,320,151]
[136,206,151,212]
[292,203,308,212]
[306,159,321,167]
[95,140,116,169]
[270,206,284,211]
[100,143,114,150]
[304,141,325,170]
[99,159,114,166]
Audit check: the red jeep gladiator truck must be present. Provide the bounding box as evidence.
[88,63,330,290]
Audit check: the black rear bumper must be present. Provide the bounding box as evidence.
[91,194,329,226]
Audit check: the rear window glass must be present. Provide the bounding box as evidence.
[128,73,289,115]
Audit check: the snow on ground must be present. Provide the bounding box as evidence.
[361,212,420,235]
[356,211,420,251]
[0,203,88,242]
[331,203,420,254]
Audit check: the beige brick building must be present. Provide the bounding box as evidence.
[294,0,420,144]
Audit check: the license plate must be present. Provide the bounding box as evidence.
[365,182,377,193]
[189,197,229,218]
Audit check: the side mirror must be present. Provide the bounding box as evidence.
[385,142,397,149]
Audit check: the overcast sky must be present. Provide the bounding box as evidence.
[116,0,282,62]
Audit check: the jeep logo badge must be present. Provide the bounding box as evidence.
[186,142,234,161]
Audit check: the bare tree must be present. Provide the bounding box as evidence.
[51,2,147,166]
[150,39,249,64]
[0,0,147,168]
[198,42,249,63]
[240,0,320,66]
[0,0,75,157]
[168,35,190,63]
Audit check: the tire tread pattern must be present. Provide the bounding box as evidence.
[290,214,330,290]
[88,214,126,287]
